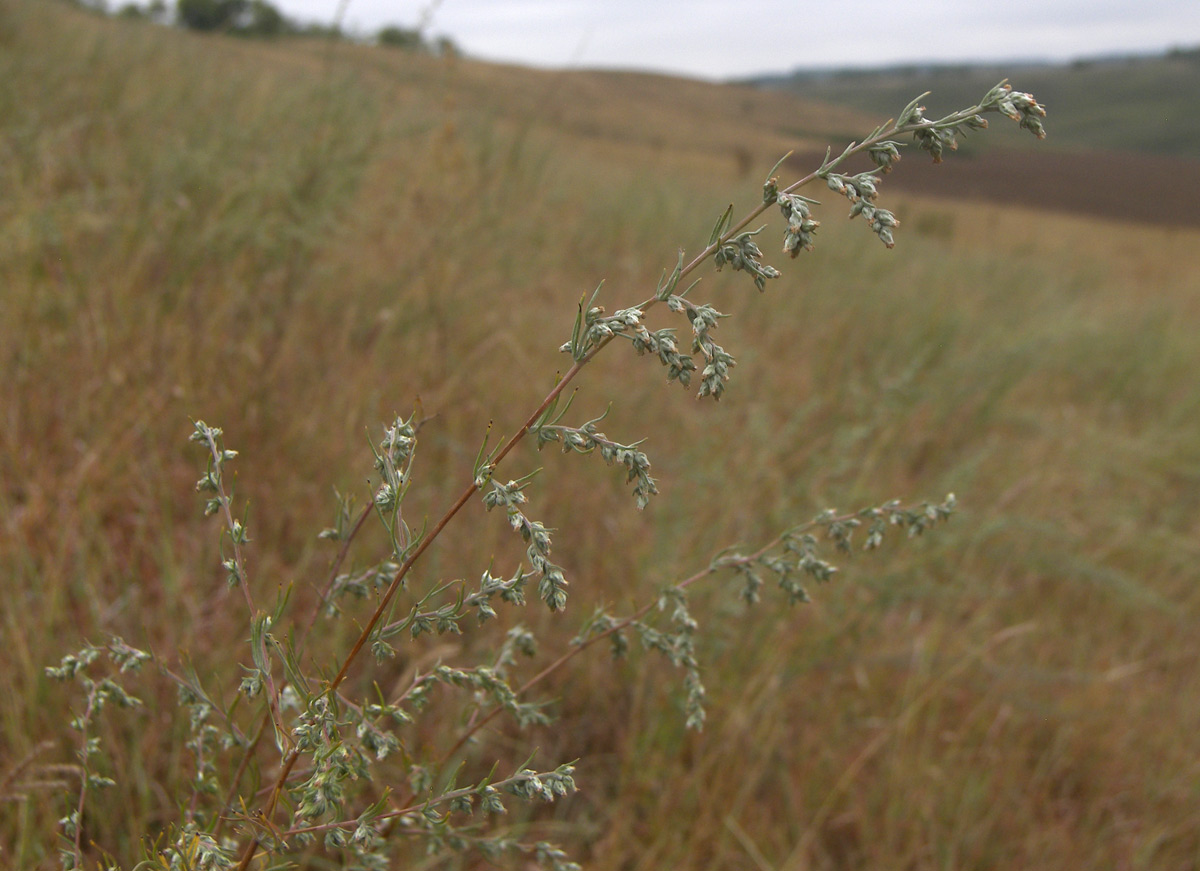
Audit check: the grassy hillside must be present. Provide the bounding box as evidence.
[752,49,1200,158]
[3,3,1199,870]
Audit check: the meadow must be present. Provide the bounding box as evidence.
[2,2,1199,869]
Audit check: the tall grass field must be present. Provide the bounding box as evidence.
[2,2,1198,869]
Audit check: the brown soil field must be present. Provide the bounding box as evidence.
[790,147,1200,228]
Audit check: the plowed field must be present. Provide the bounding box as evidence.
[791,147,1200,227]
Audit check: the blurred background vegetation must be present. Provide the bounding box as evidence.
[57,0,457,46]
[748,49,1200,158]
[1,1,1198,868]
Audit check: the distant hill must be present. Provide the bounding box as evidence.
[744,48,1200,159]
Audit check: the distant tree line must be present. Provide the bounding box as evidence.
[1166,45,1200,63]
[66,0,457,50]
[175,0,288,36]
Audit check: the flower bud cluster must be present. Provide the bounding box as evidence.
[318,490,358,542]
[778,192,820,257]
[635,588,705,729]
[483,478,569,611]
[785,532,838,583]
[667,296,735,400]
[326,560,402,609]
[286,696,372,829]
[573,610,631,658]
[321,811,384,853]
[993,85,1047,139]
[163,828,236,871]
[493,624,538,677]
[906,82,1045,165]
[46,646,102,681]
[563,292,700,390]
[762,174,780,205]
[372,415,417,517]
[868,139,903,172]
[824,171,900,248]
[561,299,647,361]
[507,764,577,802]
[628,325,697,388]
[46,638,154,869]
[190,421,253,589]
[174,682,223,796]
[908,102,987,163]
[190,421,236,518]
[713,226,781,291]
[293,737,367,824]
[707,495,957,619]
[429,663,551,728]
[533,840,583,871]
[582,305,643,350]
[474,567,531,616]
[289,695,337,751]
[380,563,535,647]
[862,493,957,546]
[356,698,411,761]
[377,415,416,471]
[535,417,658,510]
[46,639,149,698]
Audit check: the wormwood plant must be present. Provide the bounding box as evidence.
[47,81,1046,870]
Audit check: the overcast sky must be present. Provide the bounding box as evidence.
[272,0,1200,80]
